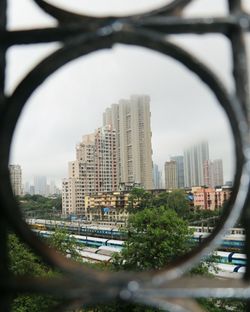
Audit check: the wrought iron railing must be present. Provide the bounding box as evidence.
[1,0,250,311]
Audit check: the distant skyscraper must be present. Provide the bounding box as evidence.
[170,155,184,188]
[165,160,177,189]
[30,185,35,195]
[184,141,209,187]
[24,181,30,195]
[203,159,224,187]
[212,159,224,186]
[34,176,47,196]
[203,160,213,187]
[153,163,162,189]
[9,164,22,196]
[103,95,153,189]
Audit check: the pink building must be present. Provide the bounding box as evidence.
[192,186,231,210]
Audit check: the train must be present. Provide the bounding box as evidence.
[77,246,120,263]
[28,219,246,252]
[214,251,246,265]
[210,263,245,279]
[189,226,245,235]
[28,219,127,240]
[36,230,124,249]
[192,232,245,252]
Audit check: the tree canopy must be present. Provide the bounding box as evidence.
[113,206,191,271]
[9,229,81,311]
[18,194,62,219]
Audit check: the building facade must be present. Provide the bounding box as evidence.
[9,164,22,196]
[103,95,153,189]
[165,160,177,189]
[170,155,184,188]
[192,186,231,210]
[62,126,118,216]
[184,141,209,187]
[212,159,224,187]
[153,163,162,189]
[203,159,224,187]
[84,191,129,222]
[34,175,47,196]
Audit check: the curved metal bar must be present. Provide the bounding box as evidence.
[2,15,246,48]
[32,0,191,23]
[0,24,248,299]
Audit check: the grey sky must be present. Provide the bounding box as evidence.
[8,0,250,186]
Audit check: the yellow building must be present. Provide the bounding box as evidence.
[84,191,130,222]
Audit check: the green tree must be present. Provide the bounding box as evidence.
[127,188,154,213]
[160,190,190,219]
[9,229,82,312]
[113,206,191,271]
[18,194,62,219]
[46,228,82,262]
[9,234,56,311]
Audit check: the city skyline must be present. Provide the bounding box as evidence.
[9,1,239,185]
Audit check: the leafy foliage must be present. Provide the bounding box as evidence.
[45,228,82,262]
[113,206,191,271]
[18,194,61,219]
[9,229,82,311]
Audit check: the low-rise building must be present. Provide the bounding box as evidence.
[192,186,232,210]
[84,191,130,222]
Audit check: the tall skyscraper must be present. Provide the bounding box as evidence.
[153,163,162,189]
[34,176,47,196]
[165,160,177,189]
[203,160,213,187]
[170,155,184,188]
[94,126,118,192]
[103,95,153,189]
[213,159,224,186]
[203,159,224,187]
[9,164,22,196]
[62,126,117,216]
[184,141,209,187]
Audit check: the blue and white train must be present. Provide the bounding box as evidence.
[36,230,124,250]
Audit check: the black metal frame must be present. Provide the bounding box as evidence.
[1,1,250,311]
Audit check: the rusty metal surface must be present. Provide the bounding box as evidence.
[0,0,250,311]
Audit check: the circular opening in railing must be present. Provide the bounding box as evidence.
[7,36,238,278]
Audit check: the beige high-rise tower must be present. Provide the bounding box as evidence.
[62,126,117,216]
[165,161,177,189]
[9,164,22,196]
[103,95,153,189]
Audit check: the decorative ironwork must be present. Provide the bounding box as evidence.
[0,0,250,311]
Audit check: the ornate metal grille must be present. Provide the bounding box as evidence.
[1,0,250,311]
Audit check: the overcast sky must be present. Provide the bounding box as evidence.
[8,0,250,186]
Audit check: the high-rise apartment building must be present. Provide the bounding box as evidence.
[170,155,184,188]
[62,126,117,216]
[184,141,209,187]
[9,164,22,196]
[34,175,47,196]
[203,159,224,187]
[153,163,162,189]
[165,160,177,189]
[203,160,213,187]
[213,159,224,186]
[94,126,118,192]
[103,95,153,189]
